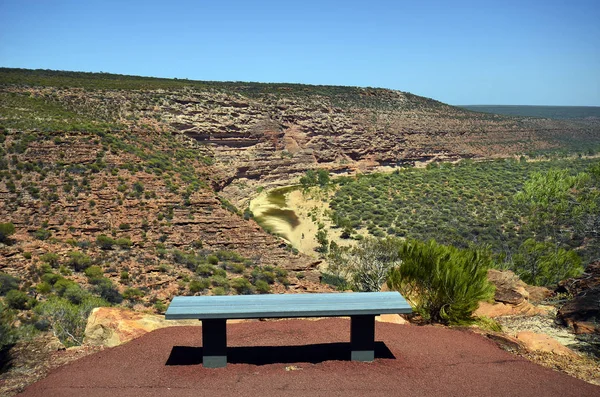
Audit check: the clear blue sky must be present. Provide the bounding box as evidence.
[1,0,599,105]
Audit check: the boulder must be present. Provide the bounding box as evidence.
[557,289,600,334]
[515,331,578,357]
[474,301,552,318]
[557,261,600,334]
[524,285,553,303]
[376,314,409,325]
[84,307,201,347]
[484,332,525,353]
[487,269,529,305]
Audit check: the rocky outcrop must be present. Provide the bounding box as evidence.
[557,262,600,334]
[84,307,202,347]
[475,270,553,318]
[487,269,530,305]
[515,331,579,357]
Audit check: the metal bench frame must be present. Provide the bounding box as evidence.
[165,291,411,368]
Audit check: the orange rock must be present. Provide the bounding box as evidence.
[474,301,552,318]
[376,314,409,325]
[515,331,578,357]
[84,307,201,347]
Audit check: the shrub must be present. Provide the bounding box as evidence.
[210,276,229,288]
[67,251,92,271]
[93,278,123,304]
[510,239,583,286]
[212,287,227,296]
[0,273,19,295]
[34,228,52,241]
[120,271,129,281]
[35,296,108,346]
[96,234,115,250]
[40,253,60,268]
[0,302,17,371]
[387,239,495,325]
[154,301,167,313]
[41,272,61,285]
[122,288,144,301]
[115,237,133,249]
[251,267,276,285]
[254,280,270,294]
[36,282,52,294]
[118,223,130,230]
[229,262,246,274]
[84,266,104,280]
[5,289,30,310]
[189,278,210,293]
[0,223,15,243]
[196,264,216,277]
[207,255,219,265]
[63,284,89,305]
[53,278,77,296]
[231,278,253,295]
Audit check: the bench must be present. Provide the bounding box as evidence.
[165,291,412,368]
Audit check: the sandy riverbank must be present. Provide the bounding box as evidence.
[249,187,353,259]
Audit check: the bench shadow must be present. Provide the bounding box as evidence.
[166,342,395,366]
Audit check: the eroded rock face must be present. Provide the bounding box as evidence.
[557,262,600,334]
[475,270,554,318]
[487,269,530,305]
[84,307,201,347]
[515,331,579,357]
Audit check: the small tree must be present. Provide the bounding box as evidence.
[387,239,495,325]
[328,237,401,292]
[35,296,108,346]
[0,223,15,243]
[510,239,583,286]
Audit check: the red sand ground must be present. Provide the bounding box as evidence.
[18,318,600,397]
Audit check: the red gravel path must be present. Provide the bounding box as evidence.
[18,318,600,397]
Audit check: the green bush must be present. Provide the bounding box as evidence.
[251,267,275,284]
[5,289,30,310]
[510,239,583,286]
[387,239,495,325]
[254,280,270,294]
[231,278,253,295]
[53,278,77,296]
[0,272,19,295]
[0,302,17,371]
[34,228,52,241]
[41,272,61,285]
[84,266,104,280]
[63,284,89,305]
[212,287,227,296]
[36,282,52,294]
[40,253,60,268]
[122,288,144,301]
[189,278,210,293]
[210,276,229,288]
[0,223,15,243]
[67,251,92,271]
[196,264,216,277]
[35,296,108,346]
[115,237,133,249]
[93,277,123,304]
[96,234,115,250]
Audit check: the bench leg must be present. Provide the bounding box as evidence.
[202,319,227,368]
[350,315,375,362]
